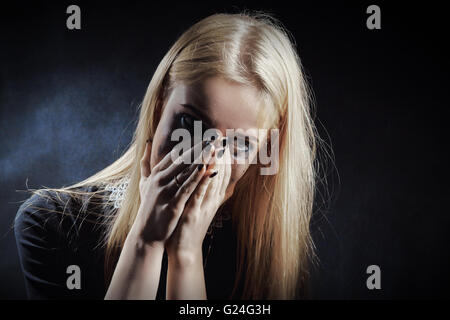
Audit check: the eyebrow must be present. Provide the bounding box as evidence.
[180,103,213,127]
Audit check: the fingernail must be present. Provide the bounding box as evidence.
[209,171,218,178]
[202,140,211,150]
[204,143,213,153]
[197,164,204,171]
[217,149,224,158]
[222,137,228,147]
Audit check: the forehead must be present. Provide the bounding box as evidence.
[172,76,267,131]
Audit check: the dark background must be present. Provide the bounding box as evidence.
[1,1,448,299]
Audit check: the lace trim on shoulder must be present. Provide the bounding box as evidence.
[104,174,131,209]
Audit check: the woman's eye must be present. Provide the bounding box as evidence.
[179,113,196,129]
[232,137,251,157]
[236,140,249,151]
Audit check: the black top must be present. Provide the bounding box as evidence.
[14,185,243,299]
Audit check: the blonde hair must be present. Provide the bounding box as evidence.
[18,10,324,299]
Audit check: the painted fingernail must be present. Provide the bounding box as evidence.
[197,164,204,171]
[217,149,224,158]
[222,137,228,147]
[209,171,218,178]
[204,143,213,153]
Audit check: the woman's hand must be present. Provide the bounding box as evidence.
[105,140,215,300]
[165,137,232,264]
[130,139,215,250]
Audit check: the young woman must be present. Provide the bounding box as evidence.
[15,11,320,300]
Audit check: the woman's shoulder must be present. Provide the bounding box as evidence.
[16,185,101,221]
[14,185,110,299]
[14,185,111,247]
[15,189,68,230]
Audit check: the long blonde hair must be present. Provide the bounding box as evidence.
[18,11,323,299]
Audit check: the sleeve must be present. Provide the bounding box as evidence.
[14,191,73,299]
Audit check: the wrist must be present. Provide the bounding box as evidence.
[167,247,203,269]
[126,228,165,257]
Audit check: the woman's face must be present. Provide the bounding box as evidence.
[150,76,268,200]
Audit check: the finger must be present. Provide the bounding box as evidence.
[213,137,227,165]
[153,139,208,173]
[160,141,214,183]
[218,145,232,197]
[186,171,213,210]
[203,150,223,201]
[165,146,214,194]
[140,140,152,178]
[171,162,208,211]
[204,137,221,174]
[211,137,228,185]
[151,144,176,173]
[179,145,214,182]
[205,150,217,174]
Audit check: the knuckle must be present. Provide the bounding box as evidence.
[152,172,165,186]
[166,202,178,214]
[148,168,156,178]
[183,202,192,212]
[184,212,198,224]
[181,184,191,194]
[153,161,162,172]
[194,192,203,201]
[178,186,186,196]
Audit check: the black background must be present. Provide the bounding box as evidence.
[0,1,448,299]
